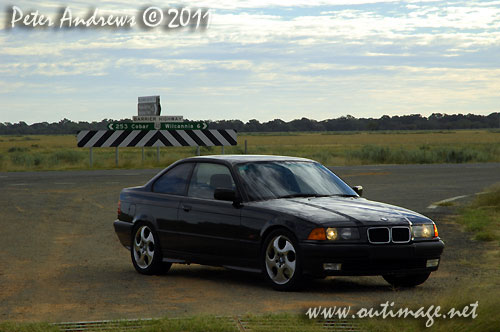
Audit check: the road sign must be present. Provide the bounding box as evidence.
[107,122,208,131]
[77,129,237,147]
[138,95,161,116]
[132,116,183,122]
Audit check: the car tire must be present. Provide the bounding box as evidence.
[261,229,303,291]
[383,272,431,287]
[131,222,171,275]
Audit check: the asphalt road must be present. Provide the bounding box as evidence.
[1,162,498,212]
[0,163,499,323]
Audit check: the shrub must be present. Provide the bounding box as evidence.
[49,150,85,165]
[7,147,29,153]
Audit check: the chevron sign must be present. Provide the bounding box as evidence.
[77,130,237,148]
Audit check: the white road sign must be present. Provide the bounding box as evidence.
[132,116,184,122]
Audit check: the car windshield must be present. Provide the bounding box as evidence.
[236,161,358,201]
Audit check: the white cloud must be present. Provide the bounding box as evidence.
[1,0,500,123]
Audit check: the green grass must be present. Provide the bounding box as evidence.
[436,201,455,207]
[346,144,497,164]
[0,322,60,332]
[1,305,497,332]
[0,129,499,171]
[457,186,500,243]
[0,314,324,332]
[131,315,239,332]
[359,288,498,332]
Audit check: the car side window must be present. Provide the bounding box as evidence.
[188,163,236,200]
[153,163,194,195]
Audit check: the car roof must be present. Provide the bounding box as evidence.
[181,154,314,165]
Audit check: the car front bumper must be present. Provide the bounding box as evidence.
[300,239,444,276]
[113,220,133,249]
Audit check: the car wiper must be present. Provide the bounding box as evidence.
[276,194,332,199]
[331,194,358,198]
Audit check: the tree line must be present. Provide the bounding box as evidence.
[1,113,499,135]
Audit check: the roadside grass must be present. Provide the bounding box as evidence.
[125,315,239,332]
[1,299,497,332]
[358,287,498,332]
[0,314,326,332]
[436,201,455,207]
[0,322,59,332]
[0,130,499,172]
[456,186,500,243]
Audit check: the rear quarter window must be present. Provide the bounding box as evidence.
[153,163,194,195]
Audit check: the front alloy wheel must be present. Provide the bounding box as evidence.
[263,231,302,291]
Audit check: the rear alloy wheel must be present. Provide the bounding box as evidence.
[262,230,302,291]
[383,272,431,288]
[131,223,171,275]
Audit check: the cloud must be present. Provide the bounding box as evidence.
[1,0,500,123]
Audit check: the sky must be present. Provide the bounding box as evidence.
[1,0,499,124]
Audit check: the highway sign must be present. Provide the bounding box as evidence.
[138,95,161,116]
[107,122,208,131]
[78,129,237,147]
[132,116,183,122]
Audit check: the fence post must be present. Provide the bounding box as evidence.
[89,147,93,168]
[156,146,160,163]
[221,146,225,154]
[196,146,200,156]
[244,140,248,154]
[115,147,119,167]
[142,147,145,163]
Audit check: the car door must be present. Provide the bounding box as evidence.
[177,162,242,262]
[148,162,194,254]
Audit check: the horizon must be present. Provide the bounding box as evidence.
[2,111,499,127]
[1,1,499,124]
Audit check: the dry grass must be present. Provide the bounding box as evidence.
[0,130,499,171]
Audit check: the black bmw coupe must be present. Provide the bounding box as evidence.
[114,155,444,291]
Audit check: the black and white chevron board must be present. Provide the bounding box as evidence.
[77,130,237,148]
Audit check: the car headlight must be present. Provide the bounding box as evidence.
[308,227,360,241]
[412,223,438,239]
[326,228,338,240]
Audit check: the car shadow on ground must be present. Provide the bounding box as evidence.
[152,264,400,294]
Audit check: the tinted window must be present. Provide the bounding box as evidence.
[153,163,193,195]
[188,163,235,199]
[237,161,358,201]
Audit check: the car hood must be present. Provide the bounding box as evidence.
[248,196,432,226]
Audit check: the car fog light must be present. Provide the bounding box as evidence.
[323,263,342,271]
[426,259,439,268]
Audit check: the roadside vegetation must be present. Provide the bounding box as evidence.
[0,129,499,172]
[358,287,498,332]
[0,314,325,332]
[456,185,500,244]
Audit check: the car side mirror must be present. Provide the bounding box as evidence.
[214,188,236,202]
[352,185,363,196]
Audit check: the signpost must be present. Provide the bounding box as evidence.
[78,95,237,167]
[138,96,161,116]
[107,122,208,131]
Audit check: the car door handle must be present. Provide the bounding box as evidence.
[182,204,192,212]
